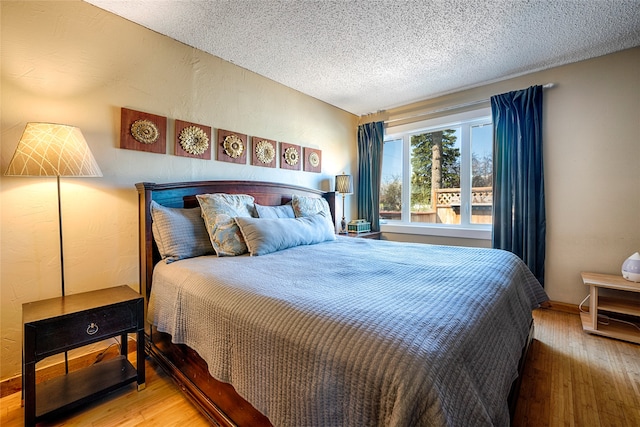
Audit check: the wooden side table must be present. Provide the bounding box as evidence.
[343,231,381,240]
[580,272,640,344]
[22,285,145,426]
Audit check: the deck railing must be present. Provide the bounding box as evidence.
[380,187,492,224]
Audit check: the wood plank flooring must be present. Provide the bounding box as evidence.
[514,308,639,426]
[0,355,210,427]
[1,308,638,426]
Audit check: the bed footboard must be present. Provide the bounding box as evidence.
[147,327,272,427]
[147,319,534,427]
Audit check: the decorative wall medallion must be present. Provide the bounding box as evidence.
[309,152,320,167]
[175,120,212,159]
[180,127,208,154]
[131,120,159,144]
[217,129,247,164]
[120,108,167,154]
[223,134,244,158]
[251,137,276,168]
[284,147,299,165]
[280,142,301,170]
[303,147,322,173]
[256,140,275,163]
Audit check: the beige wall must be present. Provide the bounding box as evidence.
[381,47,640,308]
[0,1,357,380]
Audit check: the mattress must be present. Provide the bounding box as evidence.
[148,237,548,426]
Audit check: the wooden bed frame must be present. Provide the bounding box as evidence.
[136,180,532,427]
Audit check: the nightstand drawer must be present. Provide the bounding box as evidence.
[34,302,137,357]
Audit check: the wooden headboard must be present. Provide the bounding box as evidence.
[135,180,336,305]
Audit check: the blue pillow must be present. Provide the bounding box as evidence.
[235,213,335,256]
[255,203,295,219]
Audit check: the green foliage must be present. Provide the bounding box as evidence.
[380,175,402,212]
[410,130,460,207]
[472,152,493,187]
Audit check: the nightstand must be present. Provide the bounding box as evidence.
[580,272,640,344]
[22,285,145,426]
[343,231,381,240]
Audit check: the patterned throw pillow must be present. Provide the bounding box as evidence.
[291,195,334,231]
[150,201,214,263]
[196,193,255,256]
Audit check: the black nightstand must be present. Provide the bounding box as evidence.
[22,285,145,426]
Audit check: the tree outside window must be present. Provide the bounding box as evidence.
[410,129,460,210]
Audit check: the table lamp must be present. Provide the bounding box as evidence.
[335,173,353,234]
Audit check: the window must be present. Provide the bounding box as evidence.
[380,108,492,238]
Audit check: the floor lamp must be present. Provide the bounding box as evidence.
[5,122,102,372]
[335,173,353,234]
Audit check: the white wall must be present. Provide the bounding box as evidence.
[0,1,357,380]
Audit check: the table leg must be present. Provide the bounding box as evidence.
[24,361,36,427]
[23,324,37,426]
[121,333,128,356]
[136,329,146,391]
[590,284,598,330]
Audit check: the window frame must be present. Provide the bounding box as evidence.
[381,108,493,240]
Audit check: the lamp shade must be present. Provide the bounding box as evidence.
[5,123,102,177]
[335,173,353,194]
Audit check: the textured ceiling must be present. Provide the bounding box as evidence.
[85,0,640,116]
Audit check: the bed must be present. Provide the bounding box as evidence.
[136,180,548,427]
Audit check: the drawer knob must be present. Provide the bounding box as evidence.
[86,323,99,335]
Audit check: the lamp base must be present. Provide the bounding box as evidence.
[339,217,348,234]
[339,192,349,234]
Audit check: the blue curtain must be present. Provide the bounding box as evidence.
[357,121,384,231]
[491,85,546,286]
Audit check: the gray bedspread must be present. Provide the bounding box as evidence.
[149,237,548,426]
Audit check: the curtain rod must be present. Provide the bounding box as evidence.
[385,83,555,125]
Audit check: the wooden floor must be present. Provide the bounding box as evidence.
[0,355,210,427]
[514,309,639,426]
[1,308,638,426]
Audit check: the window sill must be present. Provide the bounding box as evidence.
[380,223,491,240]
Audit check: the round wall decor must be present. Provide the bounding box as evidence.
[130,119,160,144]
[223,134,245,158]
[179,126,209,155]
[255,140,275,164]
[284,146,299,166]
